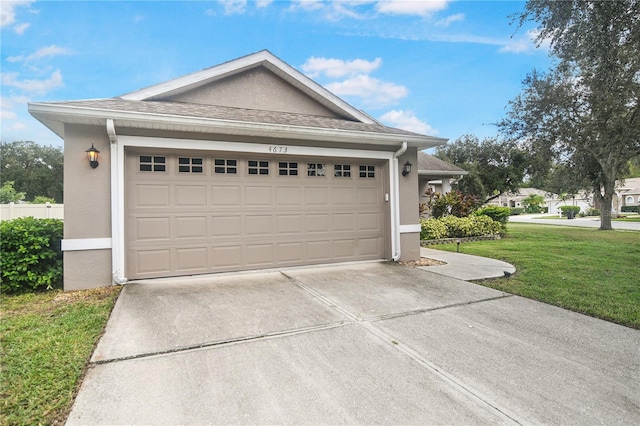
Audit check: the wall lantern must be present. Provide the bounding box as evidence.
[402,161,412,177]
[86,144,100,169]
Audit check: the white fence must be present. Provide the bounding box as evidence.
[0,202,64,221]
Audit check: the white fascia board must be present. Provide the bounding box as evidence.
[418,170,469,176]
[62,238,112,251]
[28,102,447,149]
[119,50,375,124]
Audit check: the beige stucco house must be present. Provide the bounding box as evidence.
[417,152,467,205]
[29,51,446,290]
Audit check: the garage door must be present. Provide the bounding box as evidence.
[125,149,387,279]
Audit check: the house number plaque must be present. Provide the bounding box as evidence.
[267,145,288,153]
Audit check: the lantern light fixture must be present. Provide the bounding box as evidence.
[86,144,100,169]
[402,160,412,177]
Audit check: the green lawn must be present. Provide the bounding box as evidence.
[0,287,121,426]
[433,223,640,328]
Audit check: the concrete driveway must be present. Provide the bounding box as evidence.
[67,262,639,425]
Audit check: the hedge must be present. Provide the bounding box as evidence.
[421,215,502,240]
[559,205,581,217]
[0,217,63,293]
[621,205,639,213]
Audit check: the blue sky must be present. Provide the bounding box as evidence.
[1,0,552,149]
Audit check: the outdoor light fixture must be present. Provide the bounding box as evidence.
[86,144,100,169]
[402,161,412,177]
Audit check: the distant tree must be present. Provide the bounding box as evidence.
[522,193,546,213]
[434,134,529,203]
[0,181,26,203]
[0,141,63,203]
[500,0,640,230]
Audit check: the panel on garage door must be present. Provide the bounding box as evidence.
[125,150,387,279]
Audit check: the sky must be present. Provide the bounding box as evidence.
[1,0,553,150]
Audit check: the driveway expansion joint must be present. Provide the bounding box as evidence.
[90,321,350,365]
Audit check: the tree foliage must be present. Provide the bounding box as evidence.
[0,181,26,204]
[0,141,64,203]
[434,134,529,203]
[501,0,640,230]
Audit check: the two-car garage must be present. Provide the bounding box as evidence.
[125,148,388,279]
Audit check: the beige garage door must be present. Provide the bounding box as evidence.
[125,149,387,279]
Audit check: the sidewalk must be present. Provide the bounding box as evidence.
[419,247,516,281]
[509,213,640,231]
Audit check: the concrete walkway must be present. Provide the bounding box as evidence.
[420,247,516,281]
[67,262,640,425]
[509,213,640,231]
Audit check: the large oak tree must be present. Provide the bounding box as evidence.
[500,0,640,229]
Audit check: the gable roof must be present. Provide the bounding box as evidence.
[417,152,467,176]
[28,50,447,149]
[121,50,374,124]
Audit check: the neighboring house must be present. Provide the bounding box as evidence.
[615,177,640,211]
[29,50,446,291]
[489,188,592,215]
[417,152,467,205]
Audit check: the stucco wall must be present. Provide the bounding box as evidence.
[63,124,113,290]
[165,68,341,118]
[398,147,420,261]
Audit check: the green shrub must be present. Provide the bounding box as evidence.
[509,207,525,215]
[586,208,600,216]
[475,206,511,223]
[621,205,639,213]
[31,196,56,204]
[425,190,481,218]
[420,218,448,240]
[0,217,63,293]
[420,215,502,240]
[559,205,581,217]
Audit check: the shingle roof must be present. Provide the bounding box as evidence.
[418,152,466,173]
[44,98,425,138]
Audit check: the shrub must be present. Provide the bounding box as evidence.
[559,205,581,217]
[586,208,600,216]
[420,215,502,240]
[621,205,639,213]
[425,190,481,218]
[475,206,511,225]
[509,207,525,215]
[420,218,448,240]
[0,217,63,293]
[31,195,56,204]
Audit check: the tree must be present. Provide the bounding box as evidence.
[0,181,26,203]
[500,0,640,230]
[0,141,63,203]
[522,193,546,213]
[434,134,529,203]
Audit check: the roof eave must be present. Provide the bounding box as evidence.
[418,170,468,176]
[28,102,447,149]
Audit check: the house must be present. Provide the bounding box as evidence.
[28,50,446,290]
[615,177,640,212]
[417,152,467,205]
[489,188,592,215]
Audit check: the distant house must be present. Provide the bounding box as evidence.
[489,188,592,215]
[417,152,467,205]
[604,177,640,213]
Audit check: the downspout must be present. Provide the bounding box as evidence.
[391,141,407,261]
[107,119,127,285]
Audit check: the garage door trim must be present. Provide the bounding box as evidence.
[110,135,403,283]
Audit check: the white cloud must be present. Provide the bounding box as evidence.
[7,45,73,63]
[326,74,407,107]
[0,1,33,27]
[379,109,435,134]
[436,12,464,27]
[288,0,325,12]
[500,29,550,54]
[218,0,247,15]
[301,57,382,78]
[13,22,29,34]
[375,0,449,17]
[256,0,273,7]
[2,70,64,95]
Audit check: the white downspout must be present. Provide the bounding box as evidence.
[391,141,407,261]
[107,119,127,285]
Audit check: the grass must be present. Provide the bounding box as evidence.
[433,223,640,328]
[0,286,121,426]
